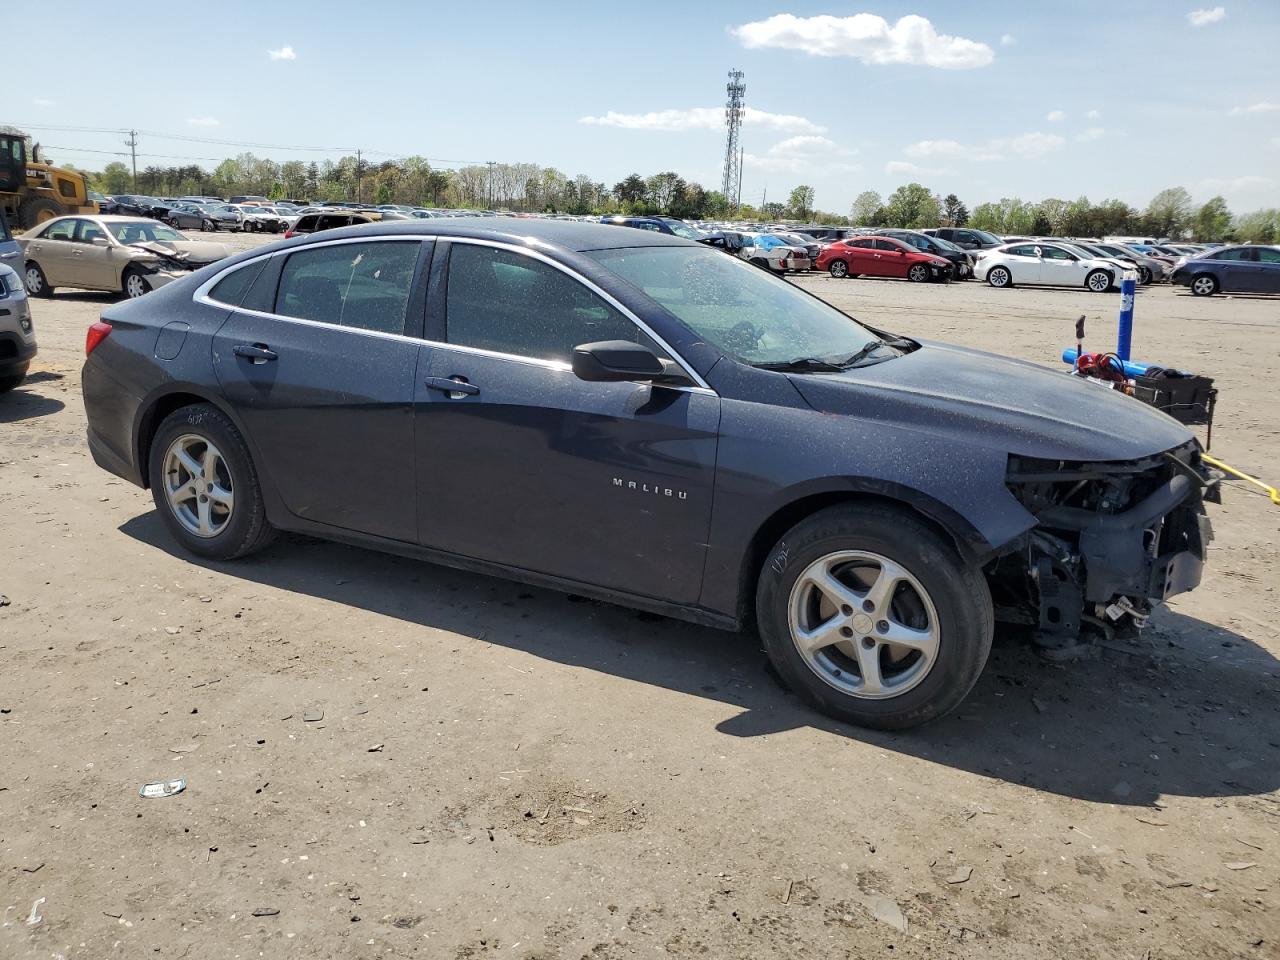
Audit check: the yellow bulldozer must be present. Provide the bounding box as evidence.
[1,125,98,230]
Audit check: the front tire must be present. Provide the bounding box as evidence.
[828,259,848,278]
[907,263,930,283]
[1190,273,1218,297]
[1138,266,1152,285]
[1086,269,1112,293]
[0,365,29,393]
[24,262,52,297]
[986,265,1011,288]
[756,504,993,730]
[122,268,151,299]
[148,403,275,560]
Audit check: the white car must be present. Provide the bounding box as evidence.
[975,242,1117,292]
[738,232,811,273]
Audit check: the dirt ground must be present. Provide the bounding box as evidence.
[2,239,1278,959]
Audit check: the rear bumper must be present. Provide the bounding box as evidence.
[82,358,145,487]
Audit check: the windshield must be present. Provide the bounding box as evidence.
[660,220,703,241]
[969,229,1000,244]
[930,235,963,252]
[106,222,186,243]
[590,246,878,366]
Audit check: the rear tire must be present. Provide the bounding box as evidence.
[1190,273,1218,297]
[24,261,52,297]
[828,259,848,278]
[986,265,1011,288]
[148,403,276,560]
[756,504,993,730]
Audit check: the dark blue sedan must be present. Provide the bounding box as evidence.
[79,219,1217,729]
[1172,244,1280,295]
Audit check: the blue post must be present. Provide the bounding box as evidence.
[1116,273,1137,361]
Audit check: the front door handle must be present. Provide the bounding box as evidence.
[233,343,278,364]
[424,375,479,398]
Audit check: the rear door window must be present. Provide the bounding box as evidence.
[1255,248,1280,263]
[276,241,421,335]
[43,219,78,242]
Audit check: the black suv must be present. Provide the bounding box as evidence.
[600,216,704,241]
[925,227,1004,251]
[81,219,1218,730]
[875,229,975,279]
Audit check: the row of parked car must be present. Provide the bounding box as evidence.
[599,215,1278,296]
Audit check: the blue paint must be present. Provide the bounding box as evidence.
[1116,275,1137,361]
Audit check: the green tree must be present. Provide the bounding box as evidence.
[1233,208,1279,243]
[1192,196,1232,241]
[787,184,816,220]
[884,183,940,228]
[1144,186,1193,238]
[850,190,884,226]
[99,161,132,194]
[969,202,1001,232]
[1035,198,1068,234]
[1061,196,1093,236]
[942,193,968,226]
[612,174,646,207]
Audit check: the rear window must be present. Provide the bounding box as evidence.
[275,240,420,335]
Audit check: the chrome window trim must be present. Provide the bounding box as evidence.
[192,233,715,394]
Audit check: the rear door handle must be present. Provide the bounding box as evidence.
[233,343,277,363]
[424,375,479,398]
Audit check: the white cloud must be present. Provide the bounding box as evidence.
[904,131,1065,162]
[1000,33,1016,46]
[1046,110,1066,122]
[1086,109,1102,119]
[1229,101,1279,115]
[579,106,825,134]
[32,98,54,107]
[185,116,220,127]
[1198,174,1273,193]
[885,160,952,178]
[268,45,297,60]
[1077,127,1106,142]
[1187,6,1226,26]
[731,13,994,69]
[746,135,859,174]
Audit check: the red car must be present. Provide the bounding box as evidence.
[817,236,953,282]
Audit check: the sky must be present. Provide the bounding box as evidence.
[10,1,1280,214]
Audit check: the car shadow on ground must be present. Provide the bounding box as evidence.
[0,383,64,422]
[120,514,1279,806]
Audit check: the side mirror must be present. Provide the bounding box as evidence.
[91,236,110,247]
[572,340,670,384]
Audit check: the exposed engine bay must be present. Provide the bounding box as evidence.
[991,441,1220,655]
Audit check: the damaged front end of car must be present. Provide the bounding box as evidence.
[990,442,1221,657]
[125,242,223,286]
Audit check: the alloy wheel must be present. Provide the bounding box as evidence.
[908,264,928,282]
[1087,271,1111,292]
[162,434,234,538]
[829,260,848,278]
[1191,276,1216,296]
[787,550,940,700]
[989,267,1009,287]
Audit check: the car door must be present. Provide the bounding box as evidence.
[72,219,119,289]
[873,239,909,277]
[27,218,80,285]
[1002,245,1043,283]
[413,240,720,603]
[1037,245,1084,287]
[842,239,874,273]
[210,237,432,541]
[1208,247,1251,291]
[1251,246,1280,293]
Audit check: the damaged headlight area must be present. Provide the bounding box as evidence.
[990,442,1221,656]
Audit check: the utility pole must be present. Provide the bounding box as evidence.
[125,129,138,191]
[486,160,496,209]
[761,186,766,213]
[355,148,363,204]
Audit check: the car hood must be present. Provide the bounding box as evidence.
[787,339,1193,462]
[129,240,231,266]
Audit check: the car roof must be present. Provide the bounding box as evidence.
[296,217,704,253]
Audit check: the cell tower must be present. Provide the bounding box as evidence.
[722,69,745,212]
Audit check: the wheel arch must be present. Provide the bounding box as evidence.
[734,479,993,629]
[133,385,251,491]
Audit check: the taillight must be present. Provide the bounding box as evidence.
[86,321,112,356]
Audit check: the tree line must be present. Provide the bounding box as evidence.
[78,152,1277,241]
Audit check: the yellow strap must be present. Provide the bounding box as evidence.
[1201,454,1280,506]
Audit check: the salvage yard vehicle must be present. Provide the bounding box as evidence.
[875,229,974,279]
[977,242,1118,292]
[739,232,811,273]
[0,126,100,229]
[0,262,35,392]
[167,204,217,232]
[817,235,952,282]
[1171,244,1280,296]
[283,209,378,237]
[79,220,1219,730]
[20,215,230,299]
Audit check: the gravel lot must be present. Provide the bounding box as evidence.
[2,237,1278,959]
